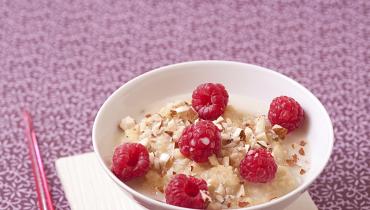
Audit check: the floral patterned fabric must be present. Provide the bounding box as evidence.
[0,0,369,209]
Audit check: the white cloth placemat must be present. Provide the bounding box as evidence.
[56,153,317,210]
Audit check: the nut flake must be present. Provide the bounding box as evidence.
[236,185,245,198]
[200,190,212,202]
[208,155,219,166]
[256,140,268,148]
[299,147,305,156]
[299,140,307,146]
[231,128,243,140]
[300,169,306,175]
[255,116,266,134]
[238,201,249,207]
[272,125,288,139]
[215,184,225,195]
[159,153,171,166]
[213,116,225,124]
[139,138,150,147]
[222,157,230,166]
[119,116,136,130]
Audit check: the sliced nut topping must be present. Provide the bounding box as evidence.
[299,147,305,156]
[300,169,306,175]
[238,201,249,207]
[244,144,251,152]
[286,154,298,166]
[139,138,150,147]
[300,140,307,146]
[208,154,219,166]
[119,116,136,130]
[236,185,245,198]
[231,128,243,140]
[213,123,223,130]
[159,153,171,166]
[256,132,268,142]
[215,184,225,195]
[272,125,288,139]
[200,190,212,202]
[256,140,268,148]
[222,156,230,166]
[174,106,190,113]
[255,116,266,134]
[213,116,225,124]
[215,194,224,203]
[244,127,254,140]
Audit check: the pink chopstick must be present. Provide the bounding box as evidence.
[23,110,55,210]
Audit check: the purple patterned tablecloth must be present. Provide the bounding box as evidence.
[0,0,369,209]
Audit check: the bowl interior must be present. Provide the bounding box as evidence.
[93,61,333,209]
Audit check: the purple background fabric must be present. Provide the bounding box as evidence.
[0,0,369,209]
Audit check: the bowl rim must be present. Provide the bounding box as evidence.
[92,60,334,210]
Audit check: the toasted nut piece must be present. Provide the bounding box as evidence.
[272,125,288,139]
[119,116,136,130]
[215,184,225,195]
[208,154,219,166]
[222,156,230,166]
[255,116,266,134]
[236,185,245,198]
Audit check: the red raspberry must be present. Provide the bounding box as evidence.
[111,143,150,182]
[192,83,229,120]
[268,96,304,132]
[165,174,208,209]
[178,120,221,163]
[239,148,277,183]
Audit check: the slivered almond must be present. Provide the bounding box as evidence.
[208,155,219,166]
[272,124,288,139]
[257,140,268,148]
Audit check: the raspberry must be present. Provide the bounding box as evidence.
[268,96,304,132]
[165,174,208,209]
[178,120,221,163]
[192,83,229,120]
[239,148,277,183]
[111,143,150,182]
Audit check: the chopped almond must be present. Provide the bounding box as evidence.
[300,169,306,175]
[300,140,307,146]
[299,147,305,156]
[272,125,288,139]
[286,154,298,166]
[238,201,249,207]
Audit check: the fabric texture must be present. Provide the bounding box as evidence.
[0,0,369,209]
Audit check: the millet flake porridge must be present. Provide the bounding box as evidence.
[110,83,309,209]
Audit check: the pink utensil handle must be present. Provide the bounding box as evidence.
[23,111,55,210]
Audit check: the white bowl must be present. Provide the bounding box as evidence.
[92,61,334,210]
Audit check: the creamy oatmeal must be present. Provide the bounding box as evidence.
[115,98,309,209]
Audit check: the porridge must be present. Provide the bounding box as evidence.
[110,83,309,209]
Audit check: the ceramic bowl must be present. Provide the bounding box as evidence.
[92,60,333,210]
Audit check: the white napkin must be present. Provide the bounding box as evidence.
[56,153,317,210]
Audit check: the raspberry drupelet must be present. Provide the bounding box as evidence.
[239,148,277,183]
[178,120,221,163]
[192,83,229,120]
[165,174,209,209]
[111,143,150,182]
